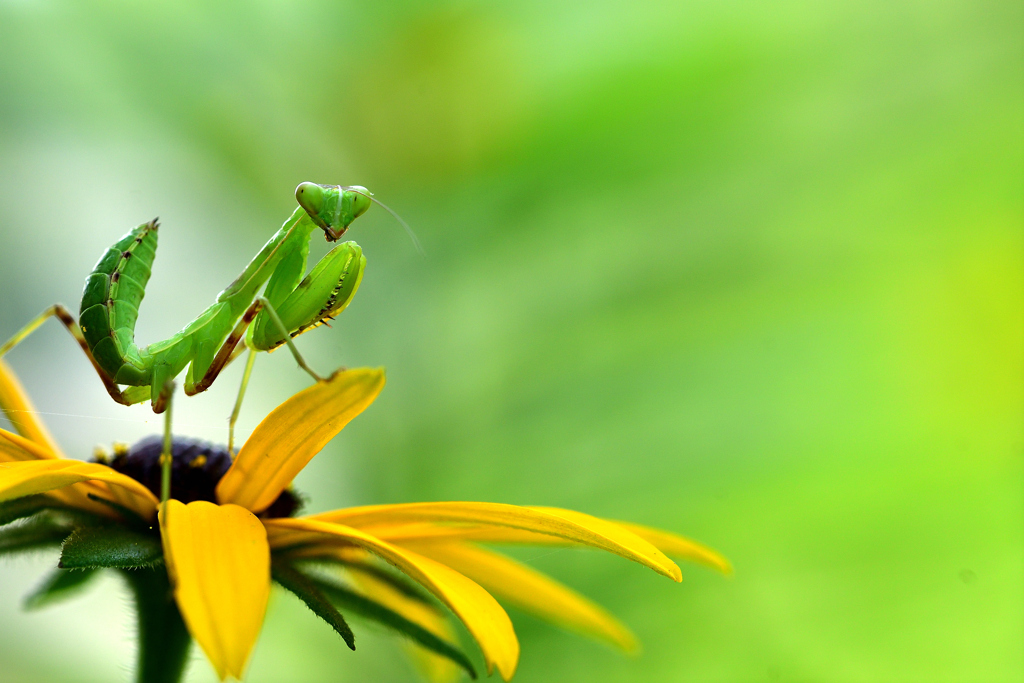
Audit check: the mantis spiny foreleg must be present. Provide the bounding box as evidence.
[249,242,365,352]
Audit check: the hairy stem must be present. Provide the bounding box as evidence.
[122,567,192,683]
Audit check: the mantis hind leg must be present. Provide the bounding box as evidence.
[0,305,131,406]
[228,347,257,457]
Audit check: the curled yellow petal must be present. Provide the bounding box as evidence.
[403,539,639,652]
[313,502,681,582]
[0,460,157,513]
[611,521,733,575]
[347,564,462,683]
[0,429,140,517]
[287,544,463,681]
[160,501,270,681]
[0,427,57,462]
[216,368,385,512]
[265,517,519,681]
[0,373,117,516]
[0,363,162,521]
[0,359,65,457]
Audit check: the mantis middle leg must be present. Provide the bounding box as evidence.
[182,296,326,446]
[184,296,325,398]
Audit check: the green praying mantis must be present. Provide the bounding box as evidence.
[0,183,384,453]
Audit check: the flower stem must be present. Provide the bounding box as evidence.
[122,568,192,683]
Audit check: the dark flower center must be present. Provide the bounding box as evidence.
[105,435,301,518]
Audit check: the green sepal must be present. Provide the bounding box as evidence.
[23,567,99,610]
[303,568,478,679]
[0,495,62,526]
[0,495,108,530]
[272,560,356,650]
[60,525,163,569]
[0,512,74,556]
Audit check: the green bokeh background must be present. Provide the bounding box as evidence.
[0,1,1021,681]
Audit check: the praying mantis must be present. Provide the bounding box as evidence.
[0,183,378,453]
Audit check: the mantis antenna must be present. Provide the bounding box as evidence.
[340,185,425,255]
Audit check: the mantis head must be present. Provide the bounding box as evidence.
[295,182,372,241]
[295,181,424,254]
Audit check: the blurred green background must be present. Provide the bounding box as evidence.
[0,1,1021,681]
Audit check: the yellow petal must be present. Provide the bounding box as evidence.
[265,517,519,680]
[0,460,157,513]
[362,522,534,544]
[371,521,730,573]
[402,539,639,652]
[160,501,270,681]
[312,502,682,582]
[610,521,733,575]
[216,368,385,512]
[0,359,65,458]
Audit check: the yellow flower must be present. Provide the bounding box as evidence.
[0,359,730,681]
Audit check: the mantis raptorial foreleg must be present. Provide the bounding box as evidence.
[0,305,131,406]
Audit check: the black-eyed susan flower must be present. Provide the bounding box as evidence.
[0,359,730,682]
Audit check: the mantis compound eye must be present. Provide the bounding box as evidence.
[295,182,325,217]
[346,186,372,220]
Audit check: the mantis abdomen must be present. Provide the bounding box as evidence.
[79,220,159,383]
